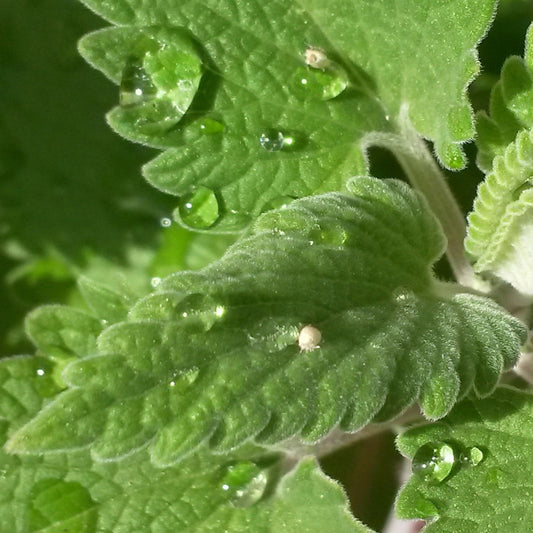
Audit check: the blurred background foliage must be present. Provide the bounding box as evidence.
[0,0,531,530]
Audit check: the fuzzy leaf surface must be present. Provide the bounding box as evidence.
[78,0,496,231]
[0,357,368,532]
[466,127,533,295]
[396,387,533,532]
[8,178,527,464]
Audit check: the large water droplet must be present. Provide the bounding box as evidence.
[176,293,225,330]
[117,31,202,134]
[30,479,97,532]
[220,461,268,507]
[120,57,158,107]
[176,187,220,229]
[259,130,293,152]
[412,442,455,483]
[461,446,484,467]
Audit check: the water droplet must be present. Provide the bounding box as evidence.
[461,446,484,466]
[176,294,225,330]
[151,277,162,288]
[120,57,158,107]
[160,217,172,228]
[118,31,202,133]
[412,442,455,483]
[176,186,220,229]
[169,367,200,389]
[308,226,347,246]
[30,479,97,532]
[36,368,45,377]
[298,324,322,351]
[259,130,292,152]
[220,461,268,507]
[199,117,225,134]
[293,63,348,101]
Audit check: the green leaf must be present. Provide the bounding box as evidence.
[77,276,134,325]
[475,23,533,171]
[465,127,533,295]
[8,179,526,463]
[396,387,533,532]
[78,0,496,232]
[0,357,366,532]
[25,305,103,361]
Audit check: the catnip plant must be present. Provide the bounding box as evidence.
[0,0,532,531]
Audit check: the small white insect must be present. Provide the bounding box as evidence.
[304,47,330,70]
[298,324,322,351]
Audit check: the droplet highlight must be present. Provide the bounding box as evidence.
[412,442,455,483]
[220,461,268,507]
[259,130,288,152]
[176,186,220,229]
[160,217,172,228]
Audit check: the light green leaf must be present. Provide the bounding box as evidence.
[8,179,526,463]
[78,0,496,232]
[77,276,134,325]
[466,127,533,295]
[25,305,103,361]
[0,357,367,532]
[396,387,533,532]
[475,23,533,171]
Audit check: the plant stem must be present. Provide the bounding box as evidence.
[366,106,482,292]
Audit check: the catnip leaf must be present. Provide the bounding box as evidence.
[25,305,103,361]
[78,0,496,231]
[396,387,533,532]
[8,178,527,464]
[0,357,368,532]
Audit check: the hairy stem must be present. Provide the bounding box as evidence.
[366,106,483,292]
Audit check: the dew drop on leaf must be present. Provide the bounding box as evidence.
[120,57,158,107]
[412,441,455,483]
[175,293,225,330]
[30,479,97,532]
[220,461,268,508]
[461,446,484,466]
[151,277,162,288]
[199,117,225,134]
[259,130,291,152]
[176,186,220,229]
[160,217,172,228]
[117,32,202,134]
[294,65,349,101]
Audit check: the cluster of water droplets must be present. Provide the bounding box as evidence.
[412,441,485,484]
[119,41,353,229]
[219,461,269,507]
